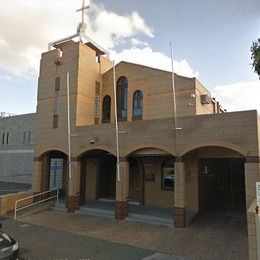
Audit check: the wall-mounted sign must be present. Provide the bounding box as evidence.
[256,182,260,206]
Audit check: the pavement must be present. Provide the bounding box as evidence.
[1,216,156,260]
[9,208,249,260]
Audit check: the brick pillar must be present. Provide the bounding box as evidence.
[67,158,81,213]
[245,156,260,209]
[174,157,186,228]
[32,157,42,194]
[32,155,49,202]
[115,157,129,220]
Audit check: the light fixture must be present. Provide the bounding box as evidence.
[89,137,97,144]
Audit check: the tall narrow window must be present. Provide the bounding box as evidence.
[2,133,5,145]
[28,130,31,144]
[116,76,128,121]
[102,95,111,123]
[23,131,26,144]
[6,132,9,145]
[94,82,100,124]
[53,77,60,128]
[133,90,143,120]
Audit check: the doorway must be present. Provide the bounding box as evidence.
[129,158,144,205]
[198,158,245,212]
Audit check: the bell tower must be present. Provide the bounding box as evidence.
[35,0,113,154]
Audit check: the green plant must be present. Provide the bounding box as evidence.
[251,38,260,78]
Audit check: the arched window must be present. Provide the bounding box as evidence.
[102,95,111,123]
[133,90,143,119]
[162,158,175,190]
[116,76,128,120]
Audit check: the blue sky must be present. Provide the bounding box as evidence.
[0,0,259,115]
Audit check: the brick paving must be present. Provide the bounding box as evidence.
[18,209,248,260]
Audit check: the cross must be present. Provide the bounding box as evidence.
[76,0,90,25]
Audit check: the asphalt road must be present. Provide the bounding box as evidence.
[0,215,155,260]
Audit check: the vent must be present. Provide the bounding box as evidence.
[200,94,211,104]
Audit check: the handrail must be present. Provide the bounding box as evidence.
[14,189,59,220]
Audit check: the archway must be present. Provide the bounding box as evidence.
[198,158,245,212]
[183,146,246,215]
[127,147,175,208]
[39,150,68,198]
[79,149,116,205]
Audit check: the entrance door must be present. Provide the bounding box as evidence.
[199,158,245,212]
[49,158,63,190]
[47,151,67,199]
[98,155,116,199]
[129,158,143,204]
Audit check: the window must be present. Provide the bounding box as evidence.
[55,77,60,91]
[94,82,100,124]
[28,130,31,144]
[53,115,58,128]
[162,158,175,190]
[102,95,111,123]
[23,131,26,144]
[133,90,143,119]
[49,158,64,190]
[6,132,9,145]
[53,77,61,128]
[2,133,5,145]
[116,76,128,120]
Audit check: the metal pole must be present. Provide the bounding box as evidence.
[14,201,17,220]
[170,42,178,137]
[256,211,260,260]
[56,189,59,204]
[113,61,120,182]
[67,72,72,179]
[82,0,85,24]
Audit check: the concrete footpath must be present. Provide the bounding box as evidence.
[16,209,248,260]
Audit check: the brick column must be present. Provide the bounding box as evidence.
[245,156,260,209]
[174,157,186,228]
[32,157,42,194]
[115,157,129,220]
[67,158,81,213]
[32,155,50,202]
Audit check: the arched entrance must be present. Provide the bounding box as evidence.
[39,150,68,198]
[183,146,246,215]
[199,158,245,212]
[79,149,116,205]
[127,147,175,208]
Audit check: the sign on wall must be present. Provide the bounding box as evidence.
[256,182,260,206]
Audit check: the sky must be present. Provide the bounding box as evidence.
[0,0,259,115]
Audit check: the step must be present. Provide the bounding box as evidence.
[76,206,115,218]
[127,213,173,226]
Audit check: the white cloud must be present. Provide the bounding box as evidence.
[213,81,260,112]
[0,0,199,81]
[0,0,79,77]
[131,38,149,47]
[87,7,154,49]
[111,47,199,78]
[0,0,154,77]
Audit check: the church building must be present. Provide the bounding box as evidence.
[31,2,260,231]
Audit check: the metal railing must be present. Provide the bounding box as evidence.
[14,189,59,220]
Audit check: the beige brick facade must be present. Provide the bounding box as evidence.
[32,40,260,259]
